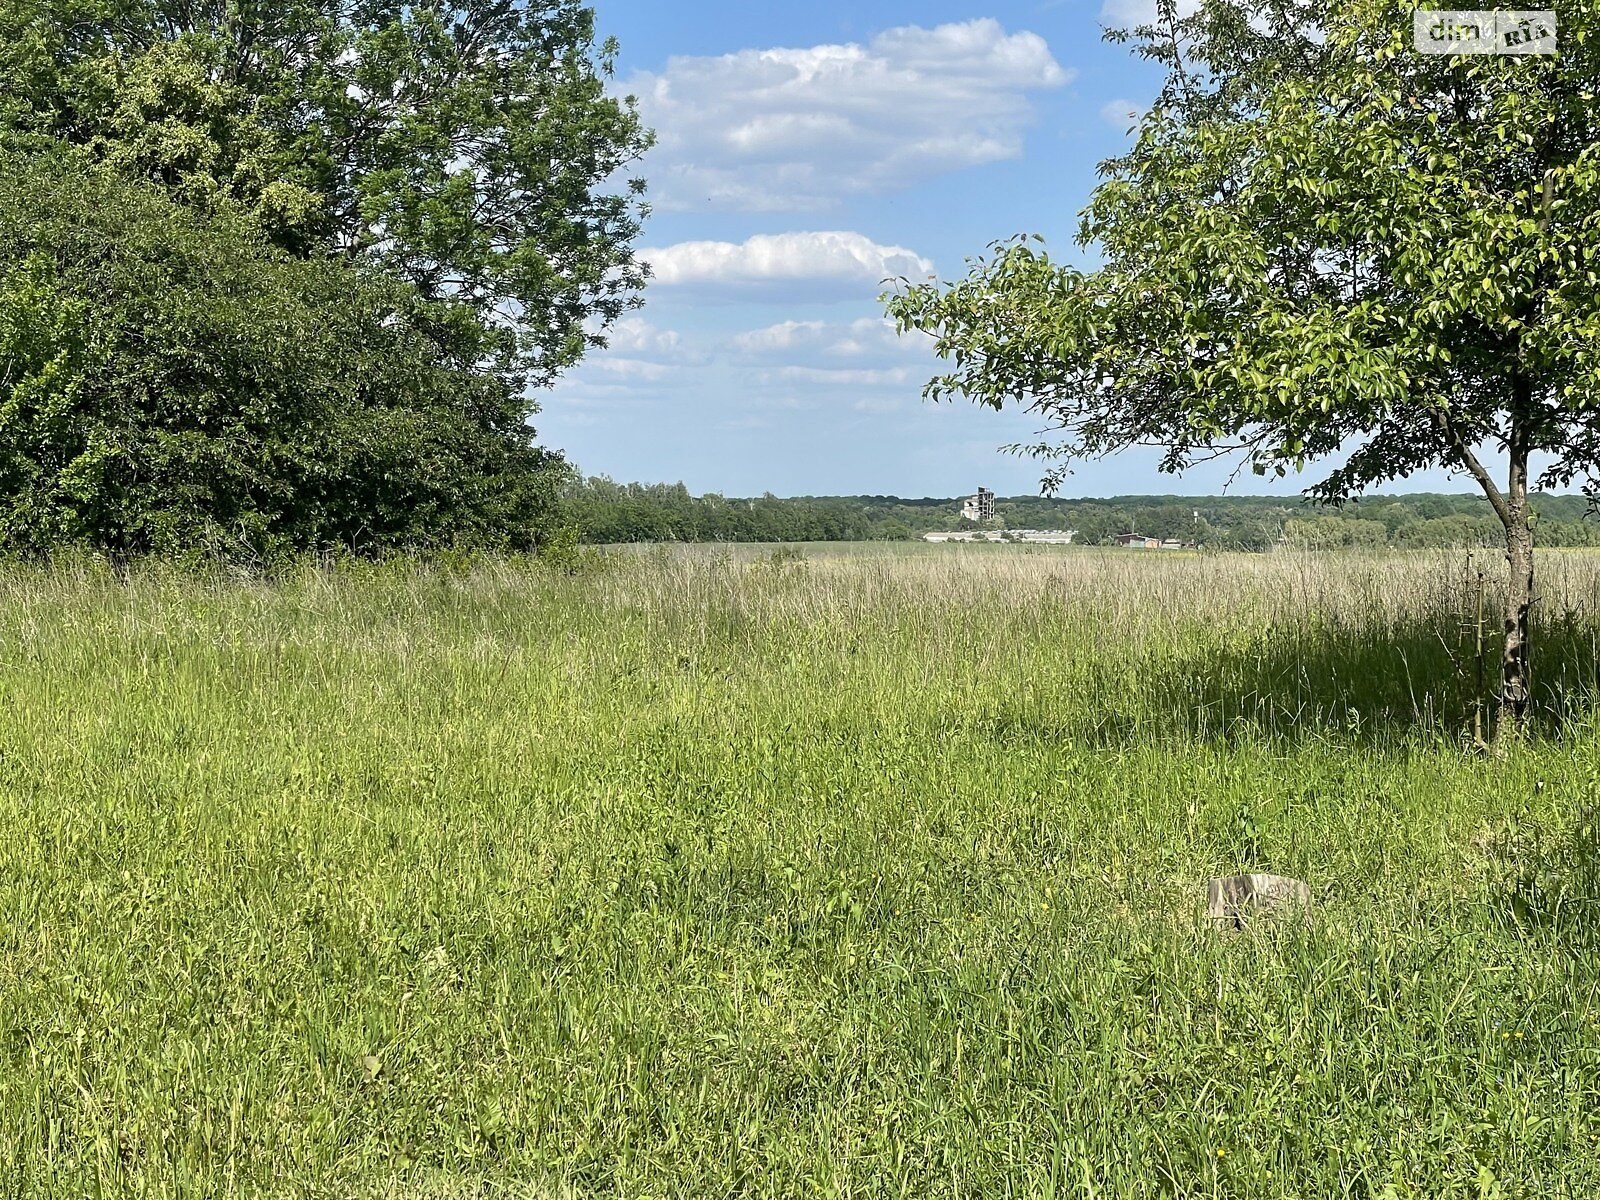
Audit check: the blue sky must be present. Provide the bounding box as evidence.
[539,0,1477,499]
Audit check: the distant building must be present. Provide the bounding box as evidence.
[960,487,996,522]
[925,530,1000,543]
[1113,532,1195,549]
[1009,529,1077,544]
[924,528,1076,544]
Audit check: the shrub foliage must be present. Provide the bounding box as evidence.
[0,0,650,559]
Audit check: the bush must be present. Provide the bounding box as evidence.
[0,149,567,560]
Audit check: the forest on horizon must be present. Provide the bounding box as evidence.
[558,476,1600,550]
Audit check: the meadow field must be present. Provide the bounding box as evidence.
[3,544,1600,1197]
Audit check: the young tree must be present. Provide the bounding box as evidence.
[887,0,1600,729]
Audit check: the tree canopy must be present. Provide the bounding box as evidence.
[886,0,1600,727]
[2,0,651,388]
[0,149,567,558]
[0,0,649,558]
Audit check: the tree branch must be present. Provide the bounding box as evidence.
[1434,406,1511,528]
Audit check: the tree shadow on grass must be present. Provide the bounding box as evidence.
[967,612,1600,748]
[1485,809,1600,962]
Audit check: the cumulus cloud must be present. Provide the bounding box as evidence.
[589,358,676,382]
[554,317,701,395]
[625,19,1072,211]
[732,317,931,362]
[853,396,906,414]
[731,318,938,397]
[603,317,683,358]
[576,316,701,383]
[642,232,934,300]
[544,377,653,406]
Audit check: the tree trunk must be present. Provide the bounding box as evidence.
[1496,170,1557,734]
[1433,393,1537,735]
[1498,390,1534,734]
[1500,485,1534,732]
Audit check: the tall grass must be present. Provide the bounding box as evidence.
[0,547,1597,1196]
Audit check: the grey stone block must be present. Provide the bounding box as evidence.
[1206,873,1312,930]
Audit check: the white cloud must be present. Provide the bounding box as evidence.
[1099,0,1199,29]
[853,396,906,414]
[590,358,676,382]
[604,317,682,358]
[732,317,930,361]
[626,19,1072,211]
[762,365,917,387]
[642,232,934,299]
[554,317,701,397]
[729,317,940,402]
[1099,97,1147,131]
[732,320,824,357]
[544,377,650,405]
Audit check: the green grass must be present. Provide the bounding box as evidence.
[2,547,1599,1197]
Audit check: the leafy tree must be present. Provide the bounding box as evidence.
[0,0,648,556]
[0,149,565,558]
[1,0,650,389]
[887,0,1600,728]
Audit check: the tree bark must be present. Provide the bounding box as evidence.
[1497,454,1536,732]
[1432,399,1535,735]
[1499,384,1535,732]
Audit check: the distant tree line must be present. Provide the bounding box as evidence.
[560,477,1600,550]
[558,478,922,543]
